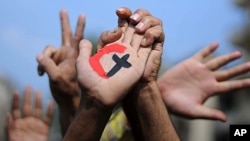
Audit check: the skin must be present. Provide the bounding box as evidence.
[64,15,152,141]
[106,8,250,122]
[158,42,250,121]
[36,7,159,136]
[7,86,54,141]
[122,9,180,141]
[36,6,250,140]
[37,9,85,135]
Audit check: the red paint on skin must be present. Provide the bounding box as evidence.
[89,43,126,78]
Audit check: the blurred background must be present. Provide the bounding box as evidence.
[0,0,249,140]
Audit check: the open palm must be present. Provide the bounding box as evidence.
[158,42,250,121]
[77,27,151,107]
[7,87,54,141]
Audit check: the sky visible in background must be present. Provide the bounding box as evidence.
[0,0,247,101]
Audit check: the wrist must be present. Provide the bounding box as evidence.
[56,95,80,110]
[79,89,114,113]
[134,80,158,96]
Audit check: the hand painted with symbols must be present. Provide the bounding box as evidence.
[76,24,151,108]
[98,8,164,83]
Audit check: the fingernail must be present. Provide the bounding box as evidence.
[130,13,140,21]
[136,22,144,30]
[38,69,44,76]
[116,8,125,14]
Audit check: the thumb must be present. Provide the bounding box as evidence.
[96,28,122,51]
[6,113,14,130]
[78,39,93,60]
[193,105,227,122]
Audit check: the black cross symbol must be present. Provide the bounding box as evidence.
[106,54,131,77]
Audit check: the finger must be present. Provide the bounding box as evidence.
[6,113,14,130]
[130,8,152,24]
[122,25,135,45]
[192,105,227,122]
[193,42,219,61]
[116,7,132,19]
[138,45,152,64]
[43,100,54,125]
[131,34,144,51]
[217,79,250,93]
[34,90,42,118]
[141,25,165,47]
[116,7,132,31]
[12,91,21,119]
[37,45,57,76]
[206,51,242,70]
[142,45,162,81]
[215,62,250,81]
[96,28,122,51]
[134,15,162,34]
[60,9,72,46]
[23,86,32,117]
[78,39,93,60]
[37,52,60,81]
[73,14,86,49]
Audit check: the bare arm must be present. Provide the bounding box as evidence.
[122,9,180,141]
[123,82,180,141]
[64,10,152,139]
[63,92,113,141]
[37,9,85,135]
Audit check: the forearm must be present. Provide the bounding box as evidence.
[123,81,180,141]
[58,104,78,136]
[63,91,113,141]
[51,87,80,136]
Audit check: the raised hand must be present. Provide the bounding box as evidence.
[7,86,54,141]
[64,10,154,141]
[36,10,85,135]
[37,9,85,108]
[97,8,164,82]
[158,42,250,121]
[76,25,151,107]
[121,9,180,141]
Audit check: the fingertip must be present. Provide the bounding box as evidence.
[60,9,68,15]
[78,13,86,24]
[219,115,227,122]
[130,13,141,23]
[116,7,132,18]
[79,39,92,49]
[79,13,86,19]
[211,42,219,46]
[208,42,219,52]
[232,50,242,57]
[25,85,32,92]
[37,65,45,76]
[212,110,227,122]
[36,54,43,62]
[209,42,219,50]
[36,54,46,76]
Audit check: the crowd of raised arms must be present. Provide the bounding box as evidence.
[3,7,250,141]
